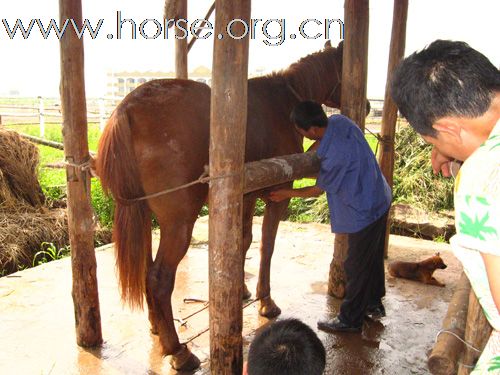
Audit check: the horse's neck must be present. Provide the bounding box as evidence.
[284,67,332,103]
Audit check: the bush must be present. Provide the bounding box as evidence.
[392,125,454,211]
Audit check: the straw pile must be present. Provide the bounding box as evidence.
[0,130,68,274]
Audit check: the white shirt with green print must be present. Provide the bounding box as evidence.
[451,119,500,373]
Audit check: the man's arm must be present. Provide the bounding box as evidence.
[269,185,323,202]
[481,252,500,315]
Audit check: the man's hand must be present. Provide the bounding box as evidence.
[431,147,454,177]
[269,189,292,202]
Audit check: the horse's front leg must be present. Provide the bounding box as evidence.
[148,221,200,371]
[256,198,290,318]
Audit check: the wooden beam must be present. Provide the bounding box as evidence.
[208,0,250,373]
[187,1,215,52]
[329,0,370,299]
[378,0,408,258]
[428,272,470,375]
[243,152,319,194]
[457,290,493,374]
[175,0,188,78]
[59,0,102,347]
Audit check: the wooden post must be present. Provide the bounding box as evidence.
[457,290,493,374]
[175,0,188,79]
[38,96,45,138]
[59,0,102,347]
[209,0,250,373]
[428,272,470,375]
[98,97,106,131]
[329,0,369,299]
[378,0,408,258]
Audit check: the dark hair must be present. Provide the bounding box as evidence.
[391,40,500,137]
[290,101,328,130]
[247,318,326,375]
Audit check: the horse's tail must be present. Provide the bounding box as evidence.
[96,109,151,309]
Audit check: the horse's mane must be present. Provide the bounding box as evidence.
[263,45,342,100]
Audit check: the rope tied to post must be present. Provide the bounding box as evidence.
[64,158,93,172]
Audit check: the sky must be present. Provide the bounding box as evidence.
[0,0,499,99]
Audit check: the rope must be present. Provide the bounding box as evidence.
[63,159,92,172]
[118,169,240,204]
[435,329,482,353]
[180,298,259,345]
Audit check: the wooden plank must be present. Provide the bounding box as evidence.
[378,0,408,258]
[428,272,470,375]
[457,290,493,374]
[329,0,370,299]
[208,0,251,373]
[175,0,188,78]
[243,152,319,194]
[59,0,102,347]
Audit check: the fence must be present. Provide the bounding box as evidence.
[0,96,122,137]
[0,97,386,138]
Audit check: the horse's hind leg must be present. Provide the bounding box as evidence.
[242,196,257,300]
[147,217,200,371]
[145,255,158,334]
[256,199,290,318]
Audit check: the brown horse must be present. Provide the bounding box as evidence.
[96,40,356,371]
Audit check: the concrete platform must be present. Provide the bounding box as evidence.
[0,217,462,374]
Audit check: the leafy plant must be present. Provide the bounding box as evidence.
[32,242,70,267]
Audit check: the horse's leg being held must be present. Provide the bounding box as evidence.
[257,199,289,318]
[242,197,257,300]
[147,220,200,371]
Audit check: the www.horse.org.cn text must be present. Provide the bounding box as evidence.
[1,11,344,46]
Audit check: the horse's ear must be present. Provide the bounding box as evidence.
[324,40,332,49]
[435,252,440,257]
[337,40,344,52]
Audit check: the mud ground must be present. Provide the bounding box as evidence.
[0,216,462,374]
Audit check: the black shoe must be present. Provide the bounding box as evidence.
[365,303,386,319]
[317,317,362,333]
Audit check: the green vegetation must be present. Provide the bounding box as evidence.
[32,242,70,267]
[392,125,454,211]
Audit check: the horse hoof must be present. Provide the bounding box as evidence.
[169,344,201,371]
[243,284,252,300]
[259,297,281,319]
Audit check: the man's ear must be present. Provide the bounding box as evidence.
[433,119,463,143]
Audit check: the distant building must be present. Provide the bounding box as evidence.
[106,66,212,98]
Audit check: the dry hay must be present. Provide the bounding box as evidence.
[0,129,45,209]
[0,206,68,274]
[0,130,67,274]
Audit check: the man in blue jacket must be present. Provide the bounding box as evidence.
[270,101,392,332]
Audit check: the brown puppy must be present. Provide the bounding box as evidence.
[388,253,447,287]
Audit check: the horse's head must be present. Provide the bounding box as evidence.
[321,40,371,116]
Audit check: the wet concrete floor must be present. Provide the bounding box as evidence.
[0,216,462,374]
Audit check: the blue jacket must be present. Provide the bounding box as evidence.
[316,115,392,233]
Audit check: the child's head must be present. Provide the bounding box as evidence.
[245,318,326,375]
